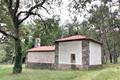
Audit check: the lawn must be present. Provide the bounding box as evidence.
[0,64,120,80]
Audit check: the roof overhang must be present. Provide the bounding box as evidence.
[55,38,102,45]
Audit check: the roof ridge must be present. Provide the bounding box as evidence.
[55,35,102,45]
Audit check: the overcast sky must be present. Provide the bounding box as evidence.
[36,0,119,25]
[0,0,119,38]
[22,0,119,25]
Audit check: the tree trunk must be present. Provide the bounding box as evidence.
[13,26,22,73]
[113,53,117,64]
[109,53,113,63]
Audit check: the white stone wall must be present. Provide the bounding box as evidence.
[89,42,102,65]
[27,52,55,63]
[58,41,82,65]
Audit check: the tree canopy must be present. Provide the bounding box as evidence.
[0,0,120,73]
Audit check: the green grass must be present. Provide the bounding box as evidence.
[0,64,120,80]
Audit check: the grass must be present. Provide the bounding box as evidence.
[0,64,120,80]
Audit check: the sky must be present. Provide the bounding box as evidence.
[34,0,119,25]
[20,0,119,25]
[33,0,101,24]
[0,0,119,38]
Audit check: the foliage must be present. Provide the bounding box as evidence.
[88,3,120,63]
[33,18,62,46]
[61,1,120,64]
[0,0,119,73]
[1,0,89,73]
[0,44,6,63]
[0,0,62,73]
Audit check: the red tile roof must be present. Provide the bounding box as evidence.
[56,35,102,44]
[28,46,55,52]
[56,35,87,42]
[28,35,102,52]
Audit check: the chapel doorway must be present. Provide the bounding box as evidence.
[71,54,76,69]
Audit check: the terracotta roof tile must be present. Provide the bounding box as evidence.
[28,35,102,52]
[28,46,55,52]
[56,35,102,44]
[56,35,87,42]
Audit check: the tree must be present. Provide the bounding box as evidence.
[88,0,120,63]
[0,0,50,73]
[0,0,99,73]
[33,18,62,46]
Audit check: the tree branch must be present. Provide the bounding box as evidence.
[30,12,47,28]
[0,29,17,40]
[18,0,47,24]
[41,6,50,14]
[14,0,20,15]
[18,12,30,25]
[29,0,47,12]
[9,0,12,8]
[5,0,15,23]
[5,0,13,10]
[0,35,8,44]
[17,11,28,17]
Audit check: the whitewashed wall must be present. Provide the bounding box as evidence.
[58,41,82,65]
[27,52,55,63]
[89,42,102,65]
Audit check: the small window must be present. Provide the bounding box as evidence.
[71,54,75,63]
